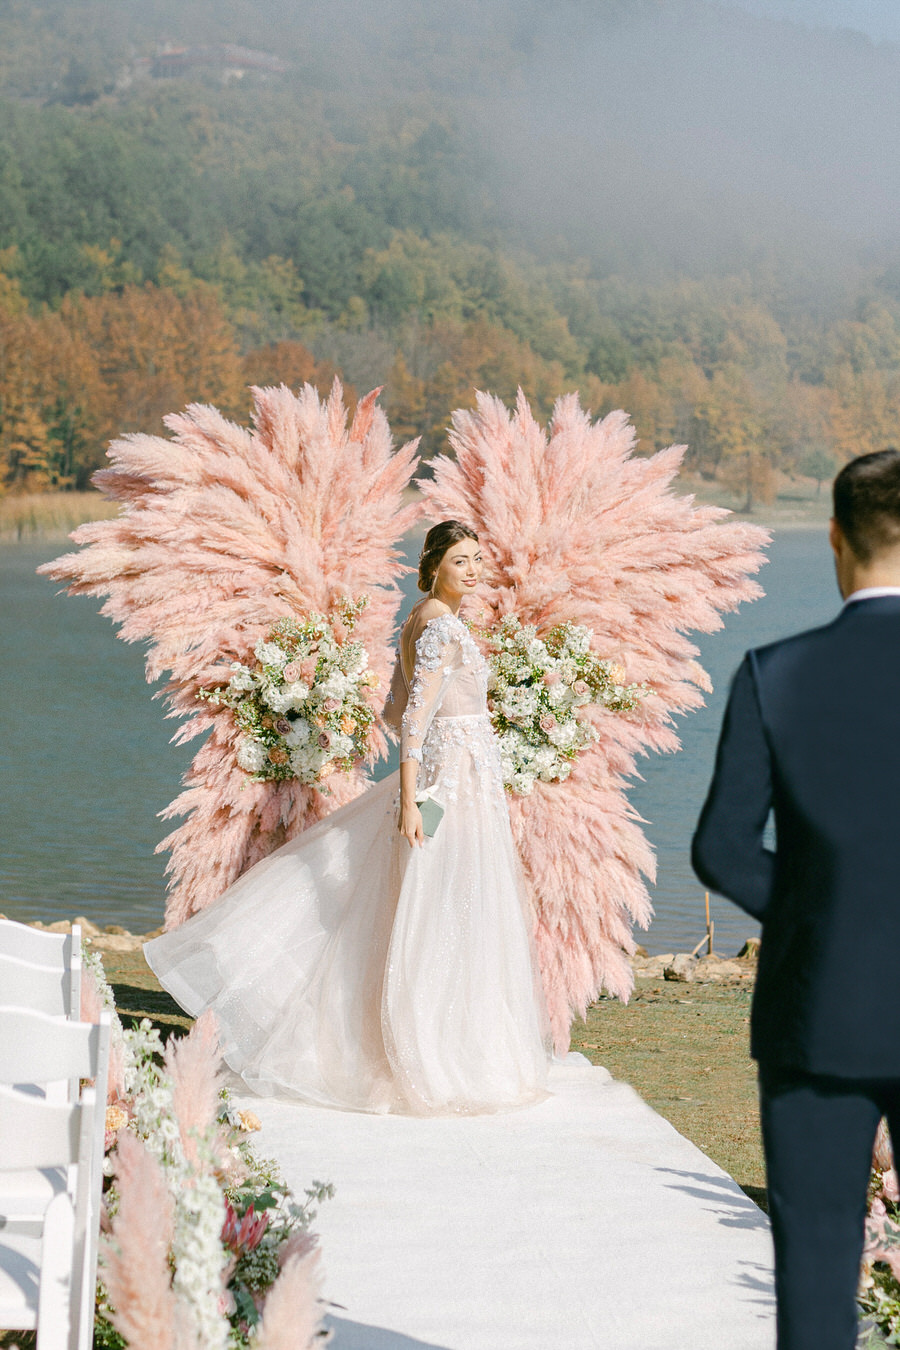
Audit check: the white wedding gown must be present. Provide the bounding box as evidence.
[144,613,551,1115]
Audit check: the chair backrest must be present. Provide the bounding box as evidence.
[0,954,70,1018]
[0,1083,99,1350]
[0,1083,88,1171]
[0,921,82,1020]
[0,1007,109,1090]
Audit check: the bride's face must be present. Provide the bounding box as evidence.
[433,538,483,602]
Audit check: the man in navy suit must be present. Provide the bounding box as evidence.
[692,449,900,1350]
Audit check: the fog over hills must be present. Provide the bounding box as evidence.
[3,0,900,291]
[726,0,900,43]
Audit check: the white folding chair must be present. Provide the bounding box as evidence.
[0,1009,111,1350]
[0,1082,99,1350]
[0,920,82,1021]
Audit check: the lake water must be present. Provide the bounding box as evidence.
[0,528,839,953]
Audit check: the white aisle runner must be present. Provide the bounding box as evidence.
[232,1056,775,1350]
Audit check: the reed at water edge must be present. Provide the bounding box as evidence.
[0,491,119,540]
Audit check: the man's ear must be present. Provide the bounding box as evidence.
[829,517,844,558]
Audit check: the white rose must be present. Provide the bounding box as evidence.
[283,680,310,708]
[315,673,349,700]
[262,684,294,714]
[285,717,311,747]
[547,682,570,708]
[534,746,557,774]
[255,640,288,668]
[228,666,257,692]
[236,738,268,773]
[501,686,539,722]
[548,720,578,750]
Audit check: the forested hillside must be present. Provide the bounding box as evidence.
[3,0,900,509]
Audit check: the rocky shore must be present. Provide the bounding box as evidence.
[4,913,760,986]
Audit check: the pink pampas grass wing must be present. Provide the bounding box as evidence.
[41,381,419,925]
[421,390,769,1051]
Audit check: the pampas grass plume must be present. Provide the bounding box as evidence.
[421,390,770,1050]
[164,1009,224,1168]
[40,381,419,926]
[253,1249,325,1350]
[102,1131,177,1350]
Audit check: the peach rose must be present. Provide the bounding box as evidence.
[105,1105,128,1133]
[340,714,357,734]
[319,759,336,778]
[268,746,289,765]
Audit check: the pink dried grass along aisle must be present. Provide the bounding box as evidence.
[40,381,420,926]
[421,390,769,1051]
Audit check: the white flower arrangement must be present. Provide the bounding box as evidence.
[199,597,379,789]
[478,615,647,796]
[90,949,332,1349]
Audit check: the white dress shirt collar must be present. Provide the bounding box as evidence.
[844,586,900,606]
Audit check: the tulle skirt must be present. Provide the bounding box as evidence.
[145,723,551,1115]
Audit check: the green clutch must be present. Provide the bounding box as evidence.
[415,793,445,837]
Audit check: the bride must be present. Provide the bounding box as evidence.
[144,520,551,1115]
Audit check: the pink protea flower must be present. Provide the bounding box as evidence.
[221,1199,269,1255]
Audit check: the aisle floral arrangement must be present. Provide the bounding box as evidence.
[82,951,331,1350]
[859,1122,900,1341]
[199,598,377,788]
[477,615,646,796]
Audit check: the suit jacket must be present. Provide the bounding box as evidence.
[691,595,900,1076]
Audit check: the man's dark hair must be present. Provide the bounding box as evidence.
[833,450,900,563]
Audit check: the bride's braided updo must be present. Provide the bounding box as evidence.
[417,520,479,592]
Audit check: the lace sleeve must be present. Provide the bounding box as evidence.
[400,616,460,765]
[381,651,407,737]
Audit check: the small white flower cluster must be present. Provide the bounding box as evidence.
[199,598,378,789]
[481,615,646,796]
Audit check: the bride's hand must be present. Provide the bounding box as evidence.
[399,799,424,848]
